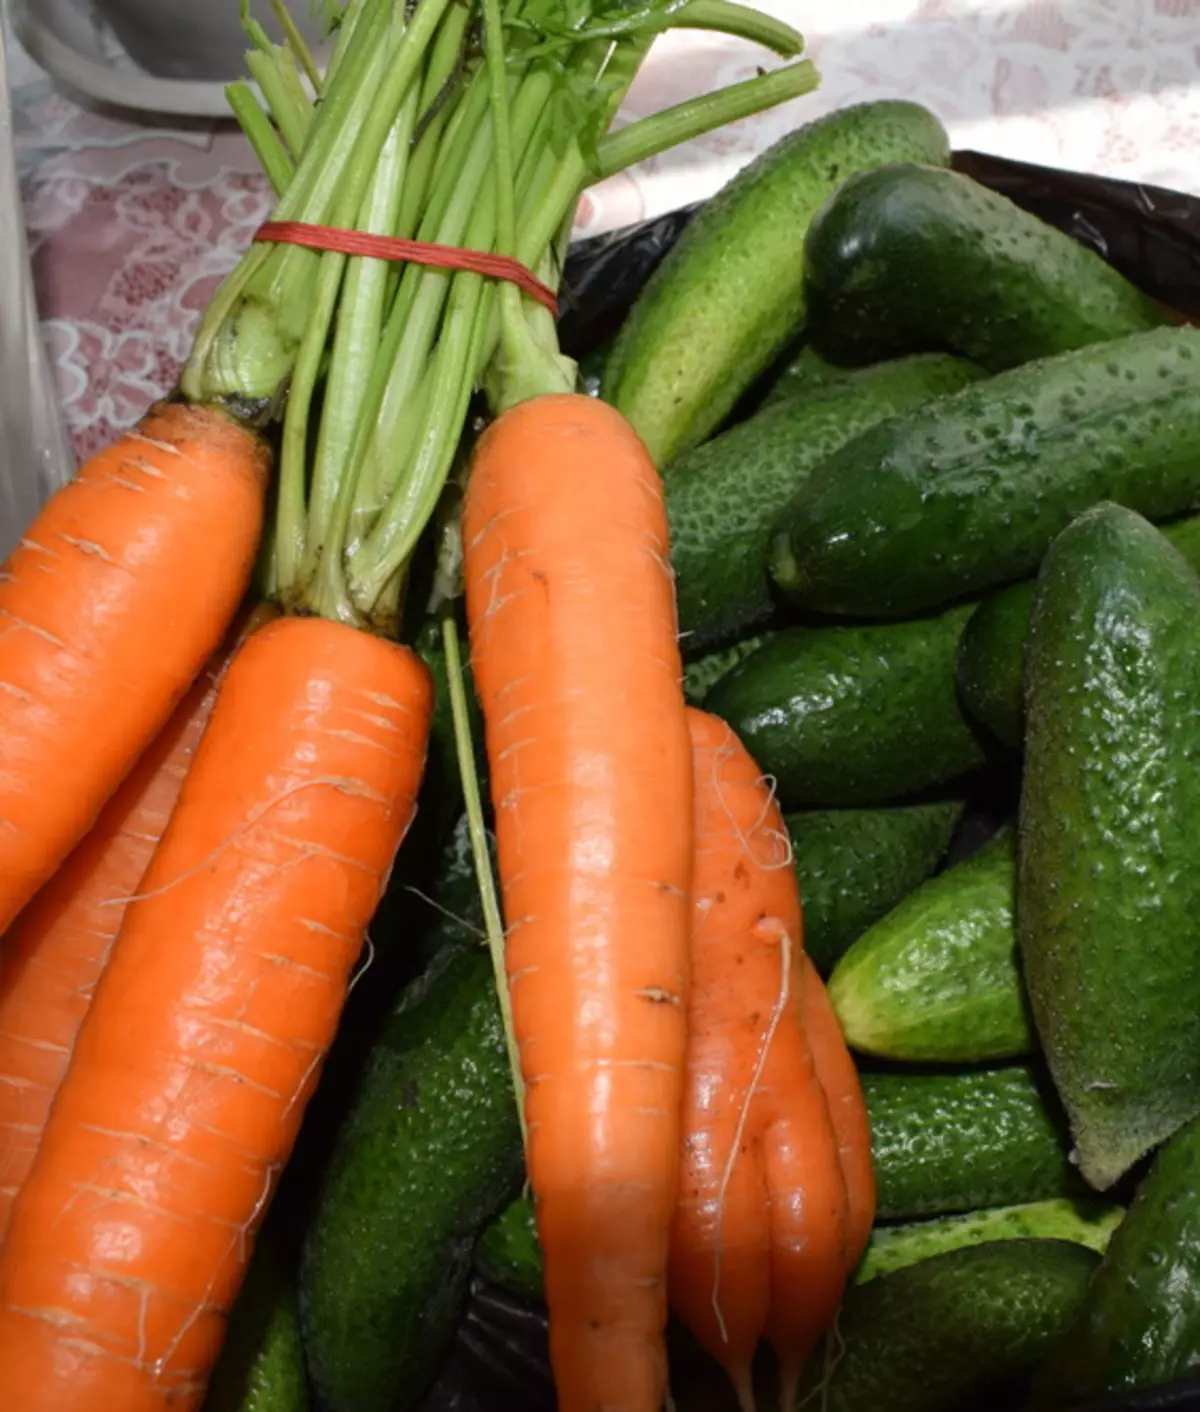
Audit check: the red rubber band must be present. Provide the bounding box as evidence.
[254,221,559,316]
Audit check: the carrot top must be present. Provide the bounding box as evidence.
[176,0,815,633]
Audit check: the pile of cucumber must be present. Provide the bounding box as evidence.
[207,99,1200,1412]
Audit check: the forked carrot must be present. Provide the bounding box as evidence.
[800,956,876,1268]
[462,393,694,1412]
[0,603,275,1239]
[0,616,431,1410]
[0,402,269,933]
[671,709,850,1412]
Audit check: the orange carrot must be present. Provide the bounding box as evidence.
[800,956,876,1268]
[671,709,850,1412]
[0,616,431,1410]
[0,603,275,1239]
[0,402,268,933]
[462,393,694,1412]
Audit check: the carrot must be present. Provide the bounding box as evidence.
[462,392,694,1412]
[671,709,851,1412]
[0,616,431,1410]
[0,603,276,1240]
[800,956,876,1268]
[0,402,269,934]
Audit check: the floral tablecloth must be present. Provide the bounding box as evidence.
[10,0,1200,463]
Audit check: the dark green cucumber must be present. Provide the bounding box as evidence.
[474,1193,543,1303]
[203,1241,308,1412]
[670,354,983,653]
[865,1066,1080,1220]
[796,1240,1099,1412]
[759,343,864,409]
[856,1199,1123,1286]
[957,510,1200,750]
[683,632,777,706]
[786,801,964,974]
[1030,1116,1200,1406]
[704,606,984,808]
[804,162,1166,372]
[771,325,1200,618]
[300,946,521,1412]
[477,1090,1093,1300]
[1020,504,1200,1191]
[829,826,1033,1063]
[603,100,951,466]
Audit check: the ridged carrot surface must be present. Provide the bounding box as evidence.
[800,955,876,1268]
[671,710,850,1412]
[0,402,268,932]
[0,616,431,1411]
[463,393,694,1412]
[0,606,273,1238]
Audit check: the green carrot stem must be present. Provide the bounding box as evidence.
[441,610,527,1145]
[595,58,819,181]
[225,81,294,194]
[302,86,419,591]
[244,50,310,158]
[270,0,324,92]
[673,0,804,56]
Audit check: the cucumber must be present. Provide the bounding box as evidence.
[759,343,864,410]
[957,511,1200,750]
[1030,1116,1200,1406]
[786,801,964,975]
[683,632,776,706]
[1020,504,1200,1192]
[474,1123,1095,1299]
[856,1199,1123,1286]
[865,1066,1080,1220]
[203,1241,308,1412]
[829,826,1033,1063]
[771,325,1200,618]
[704,606,984,808]
[300,946,522,1412]
[474,1193,543,1303]
[795,1240,1099,1412]
[804,162,1166,372]
[603,100,951,466]
[669,354,983,653]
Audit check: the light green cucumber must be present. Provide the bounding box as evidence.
[829,826,1033,1063]
[203,1240,308,1412]
[1020,503,1200,1191]
[603,100,951,466]
[787,801,963,974]
[856,1198,1123,1286]
[683,632,777,706]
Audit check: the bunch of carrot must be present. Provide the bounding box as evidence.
[0,0,856,1408]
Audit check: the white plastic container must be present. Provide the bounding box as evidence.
[0,23,72,559]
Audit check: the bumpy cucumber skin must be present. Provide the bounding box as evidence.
[203,1242,308,1412]
[669,354,982,654]
[1031,1117,1200,1405]
[603,100,951,467]
[474,1193,542,1303]
[759,343,864,409]
[865,1066,1079,1221]
[300,947,521,1412]
[797,1240,1099,1412]
[772,325,1200,618]
[705,606,984,808]
[804,162,1167,372]
[1020,504,1200,1192]
[855,1198,1123,1286]
[785,802,963,975]
[829,826,1033,1063]
[957,510,1200,751]
[683,632,776,706]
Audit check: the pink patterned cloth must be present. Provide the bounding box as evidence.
[11,0,1200,462]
